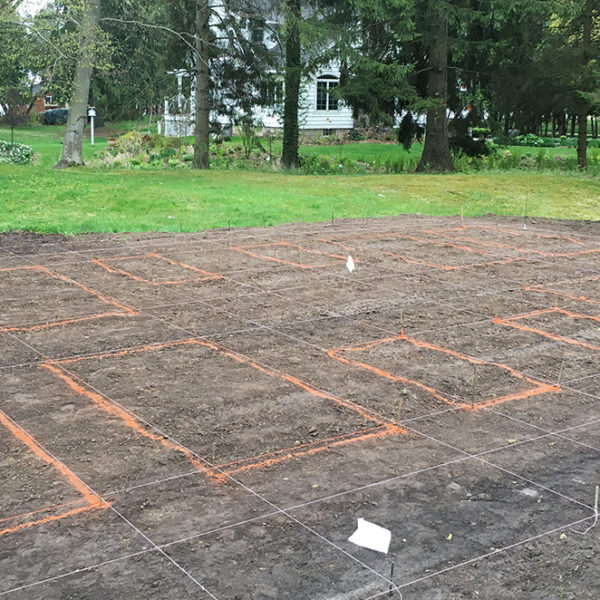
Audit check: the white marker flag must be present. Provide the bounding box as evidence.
[346,255,355,273]
[348,518,391,554]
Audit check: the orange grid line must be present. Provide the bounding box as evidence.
[44,338,404,483]
[524,275,600,305]
[382,251,519,272]
[494,307,600,351]
[421,225,599,258]
[92,252,223,286]
[0,409,108,538]
[321,231,524,271]
[0,265,138,333]
[327,332,558,411]
[230,241,348,269]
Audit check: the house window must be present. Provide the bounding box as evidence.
[248,19,264,43]
[316,75,339,111]
[45,94,53,105]
[259,79,283,106]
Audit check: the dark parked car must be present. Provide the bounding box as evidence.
[43,108,68,125]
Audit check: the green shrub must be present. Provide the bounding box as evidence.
[0,140,34,164]
[114,131,148,155]
[347,129,364,141]
[471,127,491,138]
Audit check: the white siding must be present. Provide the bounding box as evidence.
[300,75,353,131]
[254,67,354,132]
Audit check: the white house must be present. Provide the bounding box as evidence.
[254,66,354,137]
[159,2,354,138]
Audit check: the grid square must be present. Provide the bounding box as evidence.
[322,231,517,271]
[92,252,223,285]
[0,265,137,332]
[525,274,600,306]
[327,333,558,410]
[230,241,348,269]
[422,224,600,258]
[494,307,600,352]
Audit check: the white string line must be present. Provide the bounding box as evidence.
[0,359,44,372]
[0,549,156,598]
[1,221,597,594]
[562,383,600,402]
[102,468,204,497]
[571,485,599,535]
[361,514,597,600]
[1,217,597,262]
[0,310,136,333]
[283,415,600,516]
[0,338,222,597]
[2,245,596,510]
[106,505,220,600]
[6,243,596,512]
[490,409,600,453]
[561,371,600,385]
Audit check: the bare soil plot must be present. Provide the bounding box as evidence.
[0,215,598,599]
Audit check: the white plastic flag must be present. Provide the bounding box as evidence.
[346,255,355,273]
[348,518,391,554]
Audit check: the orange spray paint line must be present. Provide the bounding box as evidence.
[0,265,138,332]
[44,337,404,483]
[230,241,347,269]
[0,409,108,537]
[93,252,223,286]
[327,332,558,411]
[494,307,600,352]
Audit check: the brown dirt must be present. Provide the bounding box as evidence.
[0,214,598,599]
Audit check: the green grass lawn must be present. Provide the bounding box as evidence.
[1,124,599,234]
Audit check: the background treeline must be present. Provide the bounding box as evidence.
[0,0,598,171]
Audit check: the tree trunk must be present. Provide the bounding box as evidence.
[417,6,454,173]
[281,0,301,170]
[193,0,210,170]
[577,0,593,170]
[54,0,101,169]
[577,111,588,169]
